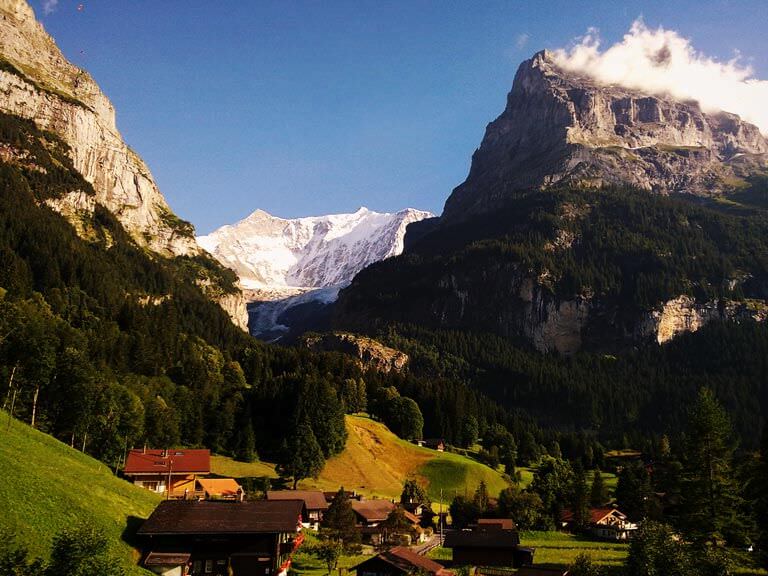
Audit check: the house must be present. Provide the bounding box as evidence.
[195,478,244,500]
[474,519,517,531]
[561,507,638,541]
[124,448,210,497]
[351,499,426,545]
[423,439,445,452]
[443,529,533,568]
[137,499,303,576]
[354,546,451,576]
[267,490,329,530]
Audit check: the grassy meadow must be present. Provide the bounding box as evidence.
[211,415,511,502]
[0,416,159,574]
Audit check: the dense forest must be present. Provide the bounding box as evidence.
[335,184,768,449]
[0,111,540,478]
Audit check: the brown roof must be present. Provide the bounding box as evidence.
[444,529,521,549]
[561,507,625,525]
[144,552,191,566]
[355,547,448,576]
[124,449,210,475]
[351,499,396,522]
[138,500,303,535]
[197,478,242,497]
[476,518,517,531]
[267,490,329,511]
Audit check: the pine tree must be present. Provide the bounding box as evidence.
[590,468,608,507]
[400,479,430,509]
[321,488,361,551]
[679,388,745,547]
[276,423,325,490]
[473,480,490,512]
[571,462,590,531]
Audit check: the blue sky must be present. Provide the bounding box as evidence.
[36,1,768,234]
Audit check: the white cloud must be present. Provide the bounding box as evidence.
[516,33,530,50]
[42,0,59,15]
[551,19,768,133]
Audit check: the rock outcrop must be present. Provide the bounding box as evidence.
[303,332,409,373]
[443,50,768,222]
[0,0,249,329]
[0,0,197,257]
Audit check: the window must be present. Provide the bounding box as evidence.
[205,560,213,573]
[193,561,202,574]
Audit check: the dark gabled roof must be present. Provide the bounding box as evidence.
[267,490,329,511]
[444,529,521,549]
[476,518,517,531]
[124,449,210,475]
[351,499,396,522]
[354,547,448,576]
[138,500,303,536]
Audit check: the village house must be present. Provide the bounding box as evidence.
[414,439,445,451]
[267,490,329,531]
[137,499,304,576]
[444,520,533,568]
[351,499,426,545]
[560,507,638,540]
[123,448,210,497]
[195,478,244,500]
[354,546,451,576]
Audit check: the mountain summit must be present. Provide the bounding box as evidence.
[443,50,768,222]
[199,207,433,295]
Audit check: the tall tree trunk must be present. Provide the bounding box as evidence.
[2,363,18,411]
[30,384,40,428]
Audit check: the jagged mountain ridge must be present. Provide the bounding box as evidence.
[335,51,768,354]
[198,207,433,340]
[0,0,248,328]
[198,207,434,295]
[443,50,768,222]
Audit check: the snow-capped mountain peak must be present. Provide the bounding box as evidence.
[197,206,433,296]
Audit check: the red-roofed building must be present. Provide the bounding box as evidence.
[124,448,210,497]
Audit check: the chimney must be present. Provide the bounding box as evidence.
[237,488,244,502]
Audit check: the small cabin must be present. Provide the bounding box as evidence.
[354,546,450,576]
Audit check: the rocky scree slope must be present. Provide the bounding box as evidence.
[0,0,247,328]
[443,50,768,222]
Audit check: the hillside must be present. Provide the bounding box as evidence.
[212,415,510,501]
[0,416,159,574]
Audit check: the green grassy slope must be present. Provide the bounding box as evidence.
[211,415,510,501]
[0,417,160,574]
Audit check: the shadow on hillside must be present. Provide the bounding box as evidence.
[122,515,145,550]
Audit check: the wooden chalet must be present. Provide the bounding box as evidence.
[137,499,304,576]
[561,507,638,540]
[267,490,329,530]
[351,499,425,545]
[195,478,244,500]
[354,546,451,576]
[443,525,533,568]
[124,448,210,497]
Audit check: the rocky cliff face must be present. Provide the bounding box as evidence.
[0,0,197,256]
[443,50,768,222]
[0,0,248,329]
[302,332,408,373]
